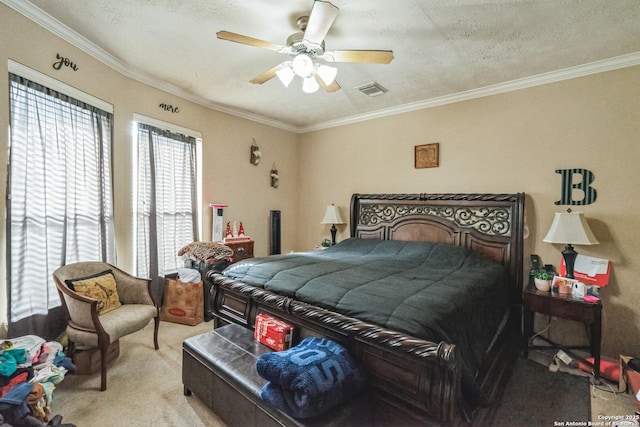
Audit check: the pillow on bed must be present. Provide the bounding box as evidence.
[65,270,121,315]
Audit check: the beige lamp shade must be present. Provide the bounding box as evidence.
[321,204,345,225]
[543,212,599,245]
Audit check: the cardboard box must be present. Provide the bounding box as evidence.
[160,278,203,326]
[620,355,632,392]
[559,254,612,287]
[620,355,640,412]
[73,340,120,375]
[254,313,293,351]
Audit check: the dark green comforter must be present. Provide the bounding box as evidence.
[223,238,509,405]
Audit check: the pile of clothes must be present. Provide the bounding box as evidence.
[256,337,367,419]
[0,336,75,427]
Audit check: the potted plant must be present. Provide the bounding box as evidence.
[531,268,554,292]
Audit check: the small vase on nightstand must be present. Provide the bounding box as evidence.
[534,278,552,292]
[532,268,554,292]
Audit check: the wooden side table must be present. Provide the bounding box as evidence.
[523,283,603,380]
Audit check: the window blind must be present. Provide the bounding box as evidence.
[135,123,199,286]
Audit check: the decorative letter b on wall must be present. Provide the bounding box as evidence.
[555,168,597,205]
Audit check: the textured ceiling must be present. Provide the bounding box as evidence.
[5,0,640,131]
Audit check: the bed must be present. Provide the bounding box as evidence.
[207,193,525,426]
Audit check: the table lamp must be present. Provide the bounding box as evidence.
[321,204,345,246]
[543,209,599,279]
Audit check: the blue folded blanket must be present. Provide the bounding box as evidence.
[256,337,366,419]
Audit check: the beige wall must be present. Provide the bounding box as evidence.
[298,65,640,359]
[2,4,639,360]
[0,5,299,331]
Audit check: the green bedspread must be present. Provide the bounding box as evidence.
[223,237,510,405]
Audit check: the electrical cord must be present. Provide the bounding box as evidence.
[590,376,623,401]
[528,314,552,347]
[528,298,627,406]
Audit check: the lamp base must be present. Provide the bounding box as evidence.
[562,244,578,279]
[330,224,337,246]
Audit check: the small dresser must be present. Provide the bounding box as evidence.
[225,240,254,264]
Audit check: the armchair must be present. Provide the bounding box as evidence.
[53,262,160,391]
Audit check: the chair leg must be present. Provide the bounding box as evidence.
[153,315,160,350]
[99,341,109,391]
[66,340,75,358]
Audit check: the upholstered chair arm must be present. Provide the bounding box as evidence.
[56,281,101,331]
[110,266,155,306]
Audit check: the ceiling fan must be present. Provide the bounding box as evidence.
[216,0,394,93]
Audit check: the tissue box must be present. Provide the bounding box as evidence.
[254,313,293,351]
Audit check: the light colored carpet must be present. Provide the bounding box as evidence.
[51,322,637,426]
[52,320,226,427]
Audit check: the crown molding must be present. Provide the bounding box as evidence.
[1,0,298,133]
[299,51,640,133]
[4,0,640,135]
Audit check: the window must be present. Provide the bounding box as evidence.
[7,68,115,325]
[134,117,201,287]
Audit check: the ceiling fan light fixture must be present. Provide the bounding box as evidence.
[302,76,320,93]
[217,0,394,95]
[292,54,314,77]
[276,63,295,87]
[316,64,337,85]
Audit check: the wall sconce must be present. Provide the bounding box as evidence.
[270,163,279,188]
[250,139,261,165]
[321,204,345,245]
[543,209,599,279]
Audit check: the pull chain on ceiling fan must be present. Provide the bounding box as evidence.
[216,0,394,94]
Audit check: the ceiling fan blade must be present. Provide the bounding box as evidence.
[323,49,394,64]
[315,74,341,93]
[250,63,287,84]
[303,1,339,46]
[217,31,290,53]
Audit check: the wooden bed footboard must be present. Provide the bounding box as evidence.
[209,273,463,425]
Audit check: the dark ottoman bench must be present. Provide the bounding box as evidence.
[182,323,373,427]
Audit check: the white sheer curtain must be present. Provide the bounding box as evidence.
[7,73,115,336]
[135,123,198,302]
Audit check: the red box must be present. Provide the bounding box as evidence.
[559,255,611,287]
[254,313,293,351]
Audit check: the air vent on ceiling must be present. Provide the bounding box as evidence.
[356,82,388,97]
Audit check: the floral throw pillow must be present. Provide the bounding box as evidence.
[65,269,122,315]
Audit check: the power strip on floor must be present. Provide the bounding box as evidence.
[556,350,573,365]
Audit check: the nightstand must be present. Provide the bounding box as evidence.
[225,240,254,264]
[523,283,603,380]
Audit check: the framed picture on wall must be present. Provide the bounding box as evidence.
[415,143,439,168]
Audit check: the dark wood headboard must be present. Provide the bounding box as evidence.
[350,193,526,303]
